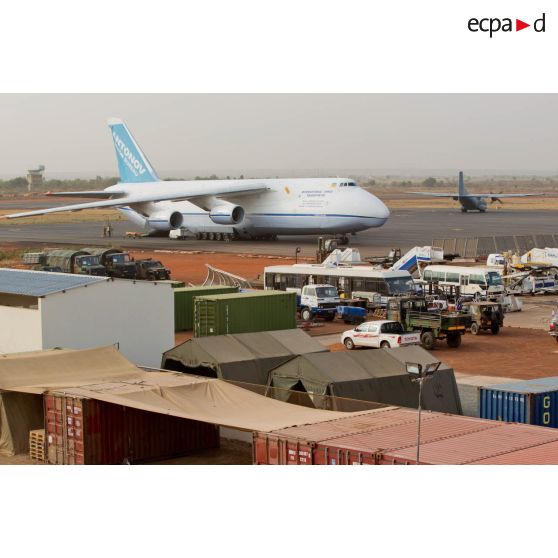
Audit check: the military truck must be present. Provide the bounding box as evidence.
[461,301,504,335]
[134,258,171,280]
[84,247,137,279]
[43,250,106,276]
[387,296,471,349]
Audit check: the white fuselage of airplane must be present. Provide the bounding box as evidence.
[110,177,390,237]
[2,119,391,238]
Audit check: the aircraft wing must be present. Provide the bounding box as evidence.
[1,184,270,219]
[408,191,459,200]
[45,191,121,199]
[476,193,544,199]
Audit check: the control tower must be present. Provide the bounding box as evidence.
[26,165,45,192]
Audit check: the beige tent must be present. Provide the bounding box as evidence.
[0,346,355,454]
[0,391,43,456]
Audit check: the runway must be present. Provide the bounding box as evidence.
[0,208,556,258]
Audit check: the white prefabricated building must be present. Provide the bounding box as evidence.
[0,269,174,367]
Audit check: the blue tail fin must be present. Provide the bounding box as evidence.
[108,118,160,183]
[458,171,468,196]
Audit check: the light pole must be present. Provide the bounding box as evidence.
[295,246,301,264]
[405,361,441,465]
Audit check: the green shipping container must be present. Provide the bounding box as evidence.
[193,291,297,337]
[159,280,186,288]
[174,286,239,331]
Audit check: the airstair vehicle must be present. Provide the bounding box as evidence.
[389,246,445,275]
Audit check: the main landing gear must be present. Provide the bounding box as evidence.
[195,232,234,241]
[194,232,279,242]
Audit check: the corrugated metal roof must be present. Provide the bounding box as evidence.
[319,414,498,455]
[487,376,558,394]
[0,268,107,297]
[272,408,419,442]
[472,439,558,464]
[382,421,558,464]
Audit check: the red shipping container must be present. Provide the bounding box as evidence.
[471,439,558,464]
[379,421,558,465]
[253,408,424,465]
[315,414,499,465]
[44,393,220,465]
[253,407,558,465]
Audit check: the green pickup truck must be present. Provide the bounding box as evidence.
[387,297,472,349]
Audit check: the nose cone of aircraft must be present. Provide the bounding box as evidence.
[361,190,390,227]
[375,197,390,222]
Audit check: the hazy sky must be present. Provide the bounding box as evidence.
[0,94,557,178]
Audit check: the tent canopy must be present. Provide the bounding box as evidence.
[269,347,462,414]
[161,329,328,385]
[0,345,351,433]
[0,391,43,456]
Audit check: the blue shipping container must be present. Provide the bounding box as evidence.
[479,377,558,428]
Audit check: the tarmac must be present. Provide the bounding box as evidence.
[1,207,557,257]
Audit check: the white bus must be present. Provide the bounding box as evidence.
[421,265,504,297]
[263,264,416,298]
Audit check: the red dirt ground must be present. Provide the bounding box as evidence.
[128,249,307,285]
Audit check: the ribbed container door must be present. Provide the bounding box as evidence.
[175,287,238,331]
[194,299,219,337]
[479,389,530,424]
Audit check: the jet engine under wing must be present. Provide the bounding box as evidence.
[1,184,270,219]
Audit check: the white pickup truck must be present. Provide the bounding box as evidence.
[341,320,421,350]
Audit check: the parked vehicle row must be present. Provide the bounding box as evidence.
[22,248,171,281]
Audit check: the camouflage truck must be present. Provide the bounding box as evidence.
[134,258,171,281]
[84,247,137,279]
[43,250,106,276]
[387,296,471,349]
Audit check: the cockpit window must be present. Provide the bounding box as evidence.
[348,181,356,186]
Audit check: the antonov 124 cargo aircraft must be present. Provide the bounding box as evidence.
[3,119,390,240]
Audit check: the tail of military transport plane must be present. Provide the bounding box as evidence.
[107,118,160,183]
[458,171,468,197]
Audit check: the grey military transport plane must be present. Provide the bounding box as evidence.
[409,171,543,213]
